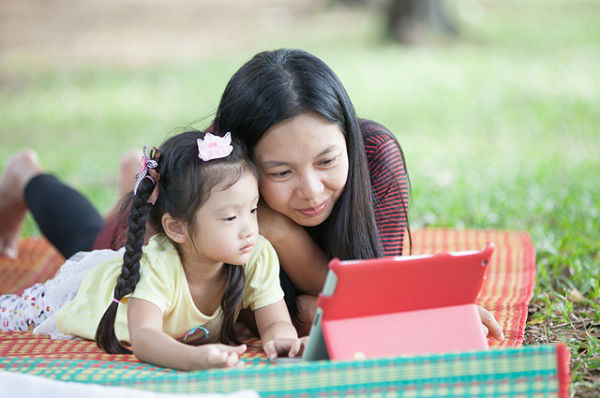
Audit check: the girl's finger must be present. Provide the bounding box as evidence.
[288,339,301,357]
[224,352,240,368]
[215,343,247,354]
[206,349,229,367]
[263,341,277,359]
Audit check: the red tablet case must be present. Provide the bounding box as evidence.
[318,244,494,360]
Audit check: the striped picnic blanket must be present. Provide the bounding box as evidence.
[1,229,568,397]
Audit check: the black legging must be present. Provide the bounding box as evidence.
[24,174,105,259]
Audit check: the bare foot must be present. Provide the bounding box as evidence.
[0,150,44,259]
[105,149,143,222]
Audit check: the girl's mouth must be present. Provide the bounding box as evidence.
[240,243,255,253]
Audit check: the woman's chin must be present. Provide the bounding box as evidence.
[291,210,330,227]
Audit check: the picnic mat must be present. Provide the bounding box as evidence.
[0,228,564,397]
[0,344,569,397]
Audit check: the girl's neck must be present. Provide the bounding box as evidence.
[182,258,226,285]
[182,258,228,317]
[177,243,226,284]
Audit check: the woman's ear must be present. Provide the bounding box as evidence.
[162,213,188,244]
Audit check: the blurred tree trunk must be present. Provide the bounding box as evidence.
[336,0,367,5]
[385,0,458,43]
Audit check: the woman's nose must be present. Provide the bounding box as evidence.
[297,172,324,200]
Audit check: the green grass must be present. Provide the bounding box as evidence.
[1,0,599,394]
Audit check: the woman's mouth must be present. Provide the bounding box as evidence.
[299,200,329,217]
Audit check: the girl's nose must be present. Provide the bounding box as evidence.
[241,217,258,238]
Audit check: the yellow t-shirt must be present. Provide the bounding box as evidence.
[55,234,283,343]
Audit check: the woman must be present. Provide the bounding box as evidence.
[213,49,502,339]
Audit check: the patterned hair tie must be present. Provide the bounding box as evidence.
[133,145,159,195]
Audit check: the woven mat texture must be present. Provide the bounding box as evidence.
[0,228,535,362]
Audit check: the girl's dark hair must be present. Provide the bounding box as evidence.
[96,130,254,354]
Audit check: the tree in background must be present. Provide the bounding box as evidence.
[386,0,458,43]
[337,0,459,44]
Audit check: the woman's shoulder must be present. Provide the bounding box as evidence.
[358,118,404,168]
[358,118,399,147]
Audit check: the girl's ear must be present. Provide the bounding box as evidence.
[162,213,188,244]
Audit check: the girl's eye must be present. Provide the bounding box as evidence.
[223,216,236,222]
[250,207,258,214]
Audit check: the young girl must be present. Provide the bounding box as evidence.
[0,130,303,370]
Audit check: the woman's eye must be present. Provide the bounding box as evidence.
[270,170,291,178]
[320,157,336,166]
[223,216,236,222]
[250,207,258,214]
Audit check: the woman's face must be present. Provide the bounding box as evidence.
[253,112,349,227]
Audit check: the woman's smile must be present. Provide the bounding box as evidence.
[298,200,329,218]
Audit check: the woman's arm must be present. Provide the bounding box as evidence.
[127,298,246,370]
[258,203,329,294]
[254,299,303,359]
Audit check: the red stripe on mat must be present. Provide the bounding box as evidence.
[1,228,536,360]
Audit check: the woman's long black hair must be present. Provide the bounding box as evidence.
[96,130,254,354]
[214,49,410,319]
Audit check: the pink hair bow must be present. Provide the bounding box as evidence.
[197,132,233,161]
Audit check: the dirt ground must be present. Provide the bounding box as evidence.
[0,0,326,66]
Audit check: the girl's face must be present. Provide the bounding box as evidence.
[189,170,259,266]
[253,112,349,227]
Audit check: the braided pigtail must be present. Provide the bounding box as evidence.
[219,264,246,344]
[95,176,156,354]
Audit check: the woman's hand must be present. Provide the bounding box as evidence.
[263,338,305,360]
[478,305,504,341]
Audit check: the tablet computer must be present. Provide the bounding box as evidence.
[301,243,494,361]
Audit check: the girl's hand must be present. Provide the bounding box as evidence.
[192,344,247,369]
[255,300,302,359]
[263,338,305,360]
[478,306,505,341]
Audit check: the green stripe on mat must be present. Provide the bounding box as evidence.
[0,345,560,396]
